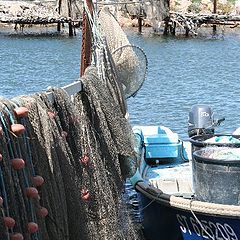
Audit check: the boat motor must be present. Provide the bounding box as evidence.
[188,104,225,137]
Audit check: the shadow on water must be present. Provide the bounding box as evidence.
[0,25,80,39]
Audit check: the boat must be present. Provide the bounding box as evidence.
[130,104,240,240]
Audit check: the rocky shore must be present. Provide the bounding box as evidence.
[0,0,240,32]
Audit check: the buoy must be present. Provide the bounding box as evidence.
[4,216,16,228]
[32,175,44,187]
[13,107,29,118]
[25,187,39,199]
[0,196,3,206]
[11,158,25,170]
[47,111,55,119]
[38,207,48,218]
[80,155,90,165]
[0,153,2,161]
[10,124,25,136]
[61,131,68,138]
[10,233,24,240]
[27,222,39,234]
[81,189,90,201]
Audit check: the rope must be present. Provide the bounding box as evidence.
[138,192,162,211]
[189,199,214,239]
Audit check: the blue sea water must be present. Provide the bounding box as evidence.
[1,27,240,138]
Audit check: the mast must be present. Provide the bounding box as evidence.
[80,0,93,77]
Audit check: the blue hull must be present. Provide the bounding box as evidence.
[139,192,240,240]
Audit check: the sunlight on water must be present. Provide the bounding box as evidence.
[0,27,240,138]
[126,28,240,137]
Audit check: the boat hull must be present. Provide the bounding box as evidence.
[138,190,240,240]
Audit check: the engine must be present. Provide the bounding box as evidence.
[188,104,215,137]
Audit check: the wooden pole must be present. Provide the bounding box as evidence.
[80,0,93,76]
[138,15,142,33]
[68,0,73,36]
[163,17,170,35]
[138,5,142,33]
[213,0,217,32]
[57,0,62,32]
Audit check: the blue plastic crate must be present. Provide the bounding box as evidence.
[133,126,180,159]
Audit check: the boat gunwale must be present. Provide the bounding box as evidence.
[135,181,240,218]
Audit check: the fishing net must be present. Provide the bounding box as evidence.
[98,7,148,99]
[0,76,143,239]
[0,2,146,239]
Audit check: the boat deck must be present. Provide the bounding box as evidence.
[144,161,194,198]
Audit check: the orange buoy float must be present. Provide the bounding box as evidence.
[10,233,24,240]
[61,131,68,138]
[38,207,48,218]
[25,187,39,199]
[13,107,29,118]
[80,155,90,165]
[32,175,44,187]
[4,217,16,228]
[81,189,90,201]
[10,124,25,136]
[47,111,55,119]
[11,158,25,170]
[27,222,39,234]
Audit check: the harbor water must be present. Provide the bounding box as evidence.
[1,27,240,138]
[1,26,240,234]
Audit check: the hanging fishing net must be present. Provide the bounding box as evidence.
[0,2,146,239]
[0,74,144,239]
[98,7,148,99]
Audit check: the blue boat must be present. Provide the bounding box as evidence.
[130,105,240,240]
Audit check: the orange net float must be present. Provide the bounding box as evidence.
[4,216,16,228]
[32,175,44,187]
[37,207,48,218]
[25,187,39,199]
[81,189,90,201]
[27,222,39,234]
[47,111,55,119]
[10,233,24,240]
[11,158,25,170]
[10,124,25,136]
[13,107,29,118]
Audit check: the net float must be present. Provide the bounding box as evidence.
[10,124,25,136]
[11,158,25,170]
[32,175,44,187]
[4,216,15,228]
[0,126,3,136]
[25,187,39,199]
[81,189,90,201]
[47,111,55,119]
[13,107,29,118]
[0,196,3,206]
[61,131,68,138]
[10,233,24,240]
[80,155,90,165]
[0,153,2,161]
[37,207,48,218]
[27,222,39,234]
